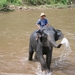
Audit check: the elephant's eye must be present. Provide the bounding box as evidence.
[44,38,47,42]
[41,37,47,42]
[42,37,47,42]
[40,33,48,43]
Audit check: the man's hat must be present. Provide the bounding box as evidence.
[40,13,46,17]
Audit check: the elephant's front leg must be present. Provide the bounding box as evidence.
[46,49,53,71]
[36,39,49,72]
[37,52,48,71]
[36,45,48,71]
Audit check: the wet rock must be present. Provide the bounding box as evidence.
[0,7,14,12]
[9,5,15,10]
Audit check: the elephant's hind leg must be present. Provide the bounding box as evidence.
[28,44,34,61]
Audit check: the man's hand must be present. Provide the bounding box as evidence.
[36,25,41,29]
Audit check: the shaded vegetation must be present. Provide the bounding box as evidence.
[0,0,74,12]
[23,0,71,5]
[0,0,22,8]
[0,0,22,12]
[0,0,73,8]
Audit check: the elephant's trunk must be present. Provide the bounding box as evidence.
[48,35,61,48]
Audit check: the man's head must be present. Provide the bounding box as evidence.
[40,13,46,19]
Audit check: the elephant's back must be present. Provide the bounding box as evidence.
[30,30,38,39]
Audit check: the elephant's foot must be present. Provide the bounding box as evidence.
[42,70,49,75]
[42,71,47,75]
[42,69,52,75]
[28,56,33,61]
[28,58,32,61]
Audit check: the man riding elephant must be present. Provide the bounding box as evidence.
[36,13,49,29]
[28,25,64,74]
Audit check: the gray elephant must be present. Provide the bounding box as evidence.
[28,25,64,73]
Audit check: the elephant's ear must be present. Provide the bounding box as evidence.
[55,29,64,41]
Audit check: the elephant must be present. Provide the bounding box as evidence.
[28,25,64,73]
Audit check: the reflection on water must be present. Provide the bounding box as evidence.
[0,9,75,75]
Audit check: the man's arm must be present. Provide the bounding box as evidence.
[45,18,49,26]
[36,24,41,29]
[36,19,41,29]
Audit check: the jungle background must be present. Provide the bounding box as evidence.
[0,0,75,8]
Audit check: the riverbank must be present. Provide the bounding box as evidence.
[0,4,75,12]
[7,4,75,10]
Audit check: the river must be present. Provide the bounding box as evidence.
[0,8,75,75]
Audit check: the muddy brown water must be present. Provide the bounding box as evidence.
[0,9,75,75]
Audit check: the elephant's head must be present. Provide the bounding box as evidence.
[36,26,64,48]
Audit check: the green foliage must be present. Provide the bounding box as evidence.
[10,0,22,5]
[0,0,72,8]
[0,0,8,7]
[0,0,22,7]
[23,0,70,5]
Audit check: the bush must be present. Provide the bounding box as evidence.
[23,0,70,5]
[0,0,72,8]
[0,0,8,7]
[0,0,22,8]
[10,0,22,5]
